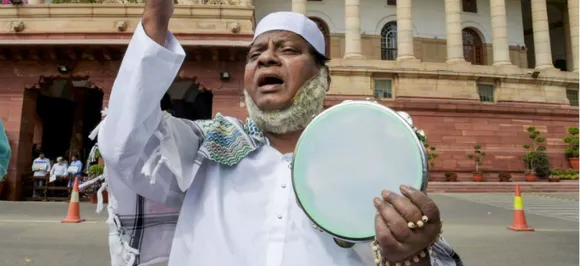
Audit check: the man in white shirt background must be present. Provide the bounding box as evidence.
[31,152,51,198]
[98,1,463,265]
[50,157,68,184]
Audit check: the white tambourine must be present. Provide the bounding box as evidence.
[292,100,429,242]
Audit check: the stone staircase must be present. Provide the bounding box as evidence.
[426,180,579,193]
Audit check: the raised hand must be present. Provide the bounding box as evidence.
[373,185,442,265]
[142,0,175,45]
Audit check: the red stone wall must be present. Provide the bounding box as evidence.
[325,96,579,182]
[413,111,576,181]
[1,57,578,199]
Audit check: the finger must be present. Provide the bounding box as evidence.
[374,212,401,252]
[373,197,413,242]
[381,190,423,225]
[400,185,441,223]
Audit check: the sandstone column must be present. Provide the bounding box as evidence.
[344,0,364,59]
[444,0,466,63]
[568,0,579,72]
[530,0,554,69]
[292,0,307,14]
[396,0,416,61]
[489,0,511,66]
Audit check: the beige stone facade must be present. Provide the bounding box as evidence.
[327,35,529,68]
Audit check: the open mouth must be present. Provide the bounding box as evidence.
[258,75,284,88]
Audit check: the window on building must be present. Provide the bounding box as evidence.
[380,22,398,60]
[477,84,495,103]
[387,0,396,5]
[309,17,331,57]
[566,90,579,107]
[462,0,477,13]
[462,28,484,65]
[374,79,393,99]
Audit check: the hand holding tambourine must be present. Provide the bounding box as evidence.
[291,100,442,265]
[373,185,442,263]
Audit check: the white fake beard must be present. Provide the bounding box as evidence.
[245,67,329,135]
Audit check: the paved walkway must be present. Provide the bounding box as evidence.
[442,193,580,222]
[0,194,578,266]
[527,192,579,202]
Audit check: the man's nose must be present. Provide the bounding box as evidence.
[257,48,280,67]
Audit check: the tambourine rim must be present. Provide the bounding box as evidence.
[291,100,429,242]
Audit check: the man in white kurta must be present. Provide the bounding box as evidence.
[32,153,51,197]
[99,7,462,266]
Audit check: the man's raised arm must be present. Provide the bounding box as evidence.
[98,2,203,207]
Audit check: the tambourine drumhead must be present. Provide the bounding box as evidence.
[292,100,428,242]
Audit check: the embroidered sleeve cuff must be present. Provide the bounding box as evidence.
[134,20,186,67]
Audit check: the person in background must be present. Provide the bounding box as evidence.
[49,156,68,185]
[0,120,10,183]
[67,154,83,187]
[31,152,51,197]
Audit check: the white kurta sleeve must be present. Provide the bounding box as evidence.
[98,21,202,208]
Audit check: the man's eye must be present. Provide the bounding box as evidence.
[281,48,298,54]
[248,52,260,60]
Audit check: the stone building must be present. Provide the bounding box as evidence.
[0,0,578,200]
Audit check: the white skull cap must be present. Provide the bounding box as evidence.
[253,11,325,56]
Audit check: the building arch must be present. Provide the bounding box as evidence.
[374,15,418,36]
[306,10,337,33]
[462,27,485,65]
[380,21,398,60]
[460,20,490,43]
[308,16,331,57]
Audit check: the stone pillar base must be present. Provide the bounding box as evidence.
[446,58,468,64]
[493,62,516,68]
[343,53,365,60]
[535,65,558,71]
[396,56,419,62]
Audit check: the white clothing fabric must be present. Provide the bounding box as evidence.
[253,11,326,56]
[98,20,461,266]
[50,163,68,177]
[32,157,51,177]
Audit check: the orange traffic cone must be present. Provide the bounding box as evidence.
[61,177,85,223]
[507,184,534,232]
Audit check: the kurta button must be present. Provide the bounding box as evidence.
[281,184,286,188]
[277,214,283,219]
